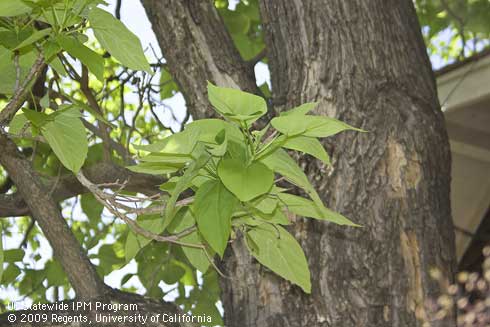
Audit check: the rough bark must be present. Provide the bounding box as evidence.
[0,162,164,217]
[0,133,108,299]
[141,0,257,119]
[219,1,456,326]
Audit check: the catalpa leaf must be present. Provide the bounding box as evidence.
[193,179,238,257]
[272,115,364,137]
[0,222,3,283]
[40,108,88,173]
[14,28,52,50]
[164,154,210,229]
[88,7,151,73]
[58,35,104,81]
[0,0,31,17]
[278,193,359,226]
[246,224,311,293]
[281,135,330,165]
[218,158,273,202]
[168,209,212,273]
[185,119,244,144]
[259,149,326,210]
[207,82,267,124]
[280,102,318,116]
[134,128,199,155]
[126,162,181,175]
[125,215,166,262]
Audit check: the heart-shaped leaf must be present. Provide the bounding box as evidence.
[218,158,273,201]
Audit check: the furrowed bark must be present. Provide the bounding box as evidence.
[141,0,257,119]
[0,133,107,299]
[219,1,456,326]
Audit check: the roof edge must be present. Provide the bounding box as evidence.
[434,47,490,77]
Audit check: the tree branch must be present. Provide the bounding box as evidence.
[0,162,165,217]
[0,132,107,299]
[0,52,45,126]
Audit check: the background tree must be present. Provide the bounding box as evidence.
[0,0,488,326]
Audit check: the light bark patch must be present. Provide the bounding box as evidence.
[387,140,407,196]
[400,230,426,316]
[387,139,422,196]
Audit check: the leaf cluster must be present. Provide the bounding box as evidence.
[128,82,363,293]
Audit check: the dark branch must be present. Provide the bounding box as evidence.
[0,132,107,299]
[0,162,165,218]
[0,52,45,126]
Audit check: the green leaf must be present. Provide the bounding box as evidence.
[193,180,238,257]
[161,262,185,284]
[45,260,66,286]
[218,158,273,202]
[126,162,181,175]
[164,154,210,229]
[246,224,311,293]
[125,215,165,262]
[1,264,20,284]
[88,7,151,73]
[249,195,277,214]
[168,211,211,272]
[139,153,191,165]
[57,35,104,81]
[40,108,88,173]
[43,40,61,60]
[134,128,199,155]
[278,193,358,226]
[67,100,114,126]
[185,118,243,144]
[14,28,52,50]
[0,46,37,94]
[258,82,271,98]
[0,0,31,17]
[272,115,364,137]
[230,33,264,61]
[81,193,103,223]
[282,135,330,165]
[22,108,50,127]
[280,102,318,116]
[8,113,29,135]
[0,222,3,283]
[206,129,227,156]
[259,148,328,210]
[160,67,179,99]
[181,231,210,273]
[221,10,251,35]
[235,207,290,226]
[193,300,223,326]
[3,249,25,262]
[260,149,312,194]
[207,82,267,124]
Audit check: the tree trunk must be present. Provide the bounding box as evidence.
[220,1,456,326]
[141,0,257,120]
[142,0,456,326]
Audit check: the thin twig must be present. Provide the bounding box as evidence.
[76,171,202,248]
